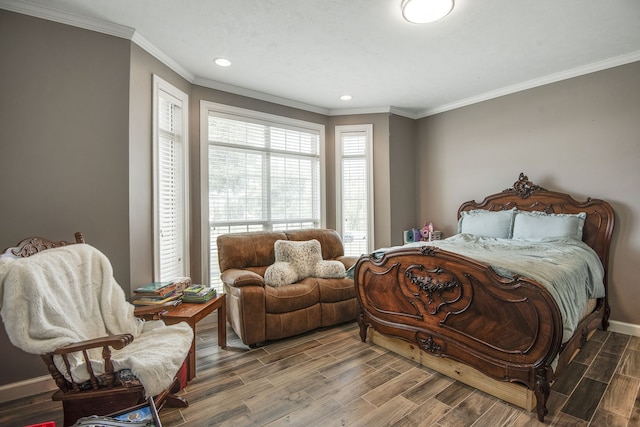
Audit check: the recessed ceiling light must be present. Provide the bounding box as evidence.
[214,57,231,67]
[340,95,352,101]
[401,0,454,24]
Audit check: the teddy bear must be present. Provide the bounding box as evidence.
[420,222,434,241]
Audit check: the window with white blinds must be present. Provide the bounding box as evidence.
[336,125,374,256]
[202,103,325,292]
[153,75,189,282]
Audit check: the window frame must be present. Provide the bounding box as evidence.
[335,124,375,254]
[200,101,326,287]
[152,75,190,282]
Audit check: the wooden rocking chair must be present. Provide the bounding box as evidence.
[0,233,190,426]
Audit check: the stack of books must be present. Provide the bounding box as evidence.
[131,281,182,306]
[181,285,217,303]
[171,277,192,293]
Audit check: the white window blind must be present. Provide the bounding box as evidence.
[336,125,373,256]
[204,106,324,292]
[154,76,189,282]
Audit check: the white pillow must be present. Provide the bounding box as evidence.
[264,239,346,287]
[315,260,347,279]
[264,261,298,287]
[457,208,516,239]
[512,211,586,240]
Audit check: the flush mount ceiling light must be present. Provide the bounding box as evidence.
[214,57,231,67]
[340,95,353,101]
[401,0,454,24]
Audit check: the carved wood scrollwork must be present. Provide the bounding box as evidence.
[403,265,462,315]
[420,246,439,256]
[405,269,459,305]
[9,238,68,257]
[506,172,548,199]
[418,335,444,354]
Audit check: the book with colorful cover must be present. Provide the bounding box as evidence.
[133,281,176,297]
[183,285,205,294]
[172,277,192,293]
[181,287,216,303]
[132,292,181,306]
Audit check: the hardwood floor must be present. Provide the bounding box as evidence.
[2,316,639,426]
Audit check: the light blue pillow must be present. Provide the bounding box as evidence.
[512,211,586,240]
[457,208,516,239]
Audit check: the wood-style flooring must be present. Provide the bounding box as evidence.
[2,316,639,426]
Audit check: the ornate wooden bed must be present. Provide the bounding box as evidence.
[354,173,614,422]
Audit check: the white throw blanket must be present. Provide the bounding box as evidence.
[0,244,193,397]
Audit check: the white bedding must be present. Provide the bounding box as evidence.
[376,234,605,343]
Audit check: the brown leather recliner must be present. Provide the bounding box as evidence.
[216,229,359,347]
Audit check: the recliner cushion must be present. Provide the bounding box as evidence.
[265,281,320,313]
[317,278,356,303]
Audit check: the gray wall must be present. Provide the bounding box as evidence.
[389,114,417,246]
[0,10,131,384]
[415,61,640,326]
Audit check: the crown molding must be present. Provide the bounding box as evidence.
[0,0,134,39]
[193,76,330,116]
[417,50,640,118]
[131,32,195,82]
[388,107,420,120]
[1,0,196,84]
[194,77,421,119]
[327,106,419,120]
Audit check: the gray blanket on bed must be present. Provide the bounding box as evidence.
[375,234,605,343]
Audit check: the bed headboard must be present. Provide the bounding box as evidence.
[458,173,615,274]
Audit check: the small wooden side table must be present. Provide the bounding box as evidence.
[160,293,226,381]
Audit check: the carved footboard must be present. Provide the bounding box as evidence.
[354,245,564,421]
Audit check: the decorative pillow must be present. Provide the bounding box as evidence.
[315,260,346,279]
[264,261,299,287]
[276,239,323,277]
[457,208,516,239]
[512,211,586,240]
[264,239,346,287]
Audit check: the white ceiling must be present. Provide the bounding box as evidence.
[3,0,640,117]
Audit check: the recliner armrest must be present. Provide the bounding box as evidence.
[221,269,265,288]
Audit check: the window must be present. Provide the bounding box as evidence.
[153,75,189,282]
[336,125,374,256]
[201,102,325,292]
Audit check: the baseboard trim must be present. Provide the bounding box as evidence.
[608,320,640,337]
[0,375,56,404]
